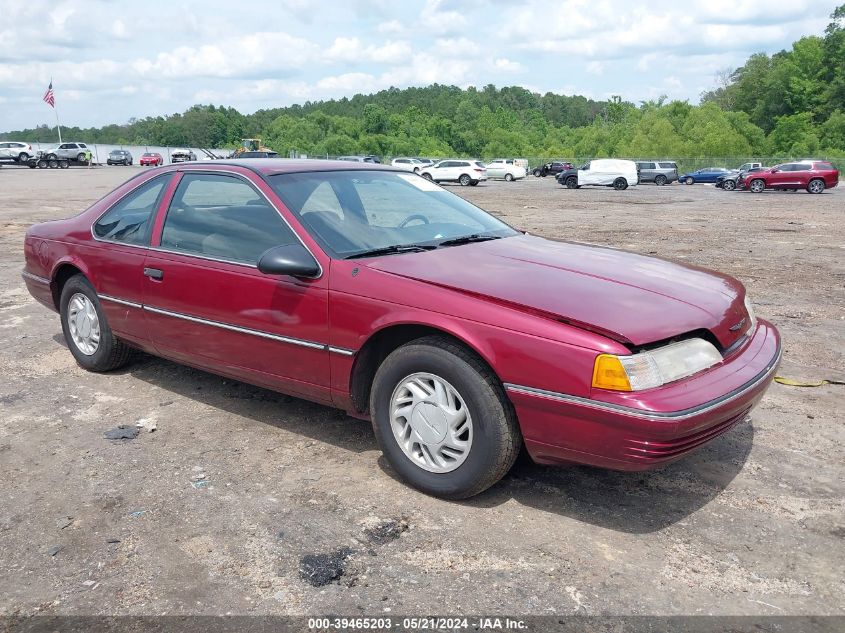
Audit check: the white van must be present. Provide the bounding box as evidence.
[558,159,639,190]
[486,158,527,181]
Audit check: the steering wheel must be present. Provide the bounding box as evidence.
[398,214,430,228]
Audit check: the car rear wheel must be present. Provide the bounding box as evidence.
[807,179,825,194]
[685,177,694,185]
[654,174,667,186]
[565,175,578,189]
[458,174,471,186]
[60,275,133,372]
[504,173,514,182]
[46,153,58,161]
[613,177,628,190]
[370,336,521,499]
[749,179,766,193]
[421,172,433,181]
[37,159,47,168]
[77,153,86,162]
[18,152,29,163]
[532,168,542,177]
[723,179,736,191]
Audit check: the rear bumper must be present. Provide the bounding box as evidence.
[507,320,781,470]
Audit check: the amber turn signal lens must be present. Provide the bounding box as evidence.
[592,354,632,391]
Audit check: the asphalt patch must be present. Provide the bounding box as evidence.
[298,547,353,587]
[104,426,140,441]
[364,518,409,544]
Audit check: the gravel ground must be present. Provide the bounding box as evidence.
[0,166,842,618]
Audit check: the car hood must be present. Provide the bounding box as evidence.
[363,235,748,348]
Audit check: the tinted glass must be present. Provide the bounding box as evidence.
[658,162,676,168]
[160,173,296,264]
[270,170,517,258]
[638,162,656,169]
[817,162,834,170]
[94,176,169,245]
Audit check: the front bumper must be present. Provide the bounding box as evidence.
[507,319,781,470]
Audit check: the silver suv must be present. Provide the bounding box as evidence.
[636,161,678,185]
[0,141,35,163]
[44,142,91,162]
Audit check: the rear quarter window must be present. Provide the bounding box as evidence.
[816,162,834,170]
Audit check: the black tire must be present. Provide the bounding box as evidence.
[685,177,694,185]
[565,175,578,189]
[469,180,479,186]
[654,174,667,186]
[723,179,736,191]
[807,179,825,194]
[77,153,86,162]
[532,168,542,177]
[48,160,58,169]
[504,173,514,182]
[28,163,37,169]
[370,336,521,499]
[46,153,58,161]
[613,177,628,190]
[60,275,133,372]
[458,174,471,186]
[422,172,433,181]
[749,178,766,193]
[37,159,47,169]
[59,160,69,169]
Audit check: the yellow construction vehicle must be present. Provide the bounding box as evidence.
[233,138,274,157]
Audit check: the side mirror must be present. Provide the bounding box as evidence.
[771,169,779,173]
[258,243,320,279]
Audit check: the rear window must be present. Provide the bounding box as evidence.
[816,162,834,170]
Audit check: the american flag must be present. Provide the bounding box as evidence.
[43,81,55,108]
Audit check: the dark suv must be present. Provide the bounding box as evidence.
[532,161,573,177]
[107,150,133,166]
[636,161,678,185]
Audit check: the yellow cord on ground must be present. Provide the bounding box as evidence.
[774,376,845,387]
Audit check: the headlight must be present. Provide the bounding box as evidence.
[744,294,757,334]
[592,338,723,392]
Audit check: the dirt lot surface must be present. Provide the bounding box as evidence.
[0,166,842,618]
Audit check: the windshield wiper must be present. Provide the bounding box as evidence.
[437,234,503,247]
[345,244,436,259]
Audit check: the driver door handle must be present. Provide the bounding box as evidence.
[144,267,164,280]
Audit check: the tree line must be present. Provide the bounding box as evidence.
[3,4,843,165]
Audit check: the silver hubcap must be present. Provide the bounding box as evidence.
[67,293,100,355]
[389,372,473,473]
[751,181,764,192]
[809,181,823,193]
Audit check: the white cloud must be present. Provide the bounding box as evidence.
[493,58,525,74]
[324,38,413,64]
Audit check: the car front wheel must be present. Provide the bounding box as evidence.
[565,175,578,189]
[749,179,766,193]
[77,153,86,162]
[370,336,521,499]
[723,179,736,191]
[685,177,694,185]
[60,275,133,372]
[504,173,514,182]
[18,152,29,163]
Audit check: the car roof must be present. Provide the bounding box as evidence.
[157,158,400,176]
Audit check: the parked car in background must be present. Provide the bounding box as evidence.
[170,149,197,163]
[716,166,765,191]
[140,152,164,166]
[391,158,425,172]
[635,161,678,185]
[0,141,35,163]
[107,150,133,166]
[678,167,730,184]
[21,159,780,499]
[414,158,436,168]
[421,159,488,186]
[533,161,573,177]
[736,162,762,172]
[557,159,639,190]
[337,155,379,163]
[738,161,839,194]
[44,142,92,162]
[235,151,279,158]
[486,159,527,181]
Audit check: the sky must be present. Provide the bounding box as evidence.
[0,0,840,131]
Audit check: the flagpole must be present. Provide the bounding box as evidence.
[51,78,62,143]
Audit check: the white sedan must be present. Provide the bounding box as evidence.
[486,159,527,181]
[419,159,488,186]
[391,157,425,172]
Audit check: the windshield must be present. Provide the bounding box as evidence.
[269,170,518,258]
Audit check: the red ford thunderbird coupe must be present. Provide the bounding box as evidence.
[22,160,781,499]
